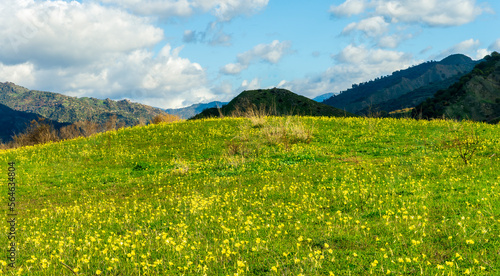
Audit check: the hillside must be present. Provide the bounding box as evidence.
[164,101,228,119]
[192,88,353,119]
[414,52,500,123]
[1,117,499,275]
[359,74,464,115]
[0,103,68,143]
[323,54,479,114]
[0,82,166,125]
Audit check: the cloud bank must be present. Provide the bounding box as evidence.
[0,0,237,108]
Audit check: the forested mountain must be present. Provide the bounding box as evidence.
[414,52,500,123]
[192,88,354,119]
[323,54,480,114]
[0,82,166,126]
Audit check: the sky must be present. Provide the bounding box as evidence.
[0,0,499,109]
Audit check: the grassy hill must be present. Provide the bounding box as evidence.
[0,82,166,126]
[414,52,500,123]
[1,116,499,275]
[192,88,353,119]
[323,54,479,114]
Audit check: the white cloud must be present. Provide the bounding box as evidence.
[331,0,491,53]
[15,44,213,109]
[239,40,292,64]
[330,0,490,57]
[342,16,389,37]
[377,35,401,48]
[473,39,500,59]
[332,0,489,27]
[489,39,500,51]
[0,1,220,109]
[220,63,248,75]
[210,0,269,22]
[334,44,411,65]
[330,0,490,55]
[98,0,192,17]
[97,0,269,21]
[374,0,488,27]
[183,21,232,46]
[220,40,292,75]
[476,49,490,60]
[0,62,35,87]
[436,39,481,59]
[0,1,163,66]
[330,0,368,17]
[239,78,261,91]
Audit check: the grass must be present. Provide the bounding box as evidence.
[0,117,499,275]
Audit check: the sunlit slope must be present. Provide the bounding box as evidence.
[1,117,499,275]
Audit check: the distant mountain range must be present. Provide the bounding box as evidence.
[1,53,498,144]
[164,101,228,119]
[0,82,165,126]
[313,93,335,102]
[192,88,354,119]
[414,52,500,123]
[322,54,480,115]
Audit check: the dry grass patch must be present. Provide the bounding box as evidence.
[150,113,182,124]
[261,117,314,148]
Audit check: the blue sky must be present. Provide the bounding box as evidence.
[0,0,499,108]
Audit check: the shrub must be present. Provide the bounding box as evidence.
[442,123,481,165]
[103,115,118,132]
[12,118,59,147]
[59,124,84,140]
[150,114,181,124]
[231,102,269,128]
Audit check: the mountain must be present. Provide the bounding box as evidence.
[164,101,228,119]
[313,93,335,102]
[0,103,68,143]
[192,88,354,119]
[414,52,500,123]
[358,74,464,115]
[323,54,480,115]
[0,82,166,126]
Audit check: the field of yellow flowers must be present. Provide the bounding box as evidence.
[1,116,499,275]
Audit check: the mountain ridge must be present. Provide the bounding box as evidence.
[414,52,500,123]
[0,82,166,126]
[322,54,480,114]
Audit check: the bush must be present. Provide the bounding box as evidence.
[150,114,181,124]
[442,124,481,165]
[12,118,59,147]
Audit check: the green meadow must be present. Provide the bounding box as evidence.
[1,116,499,275]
